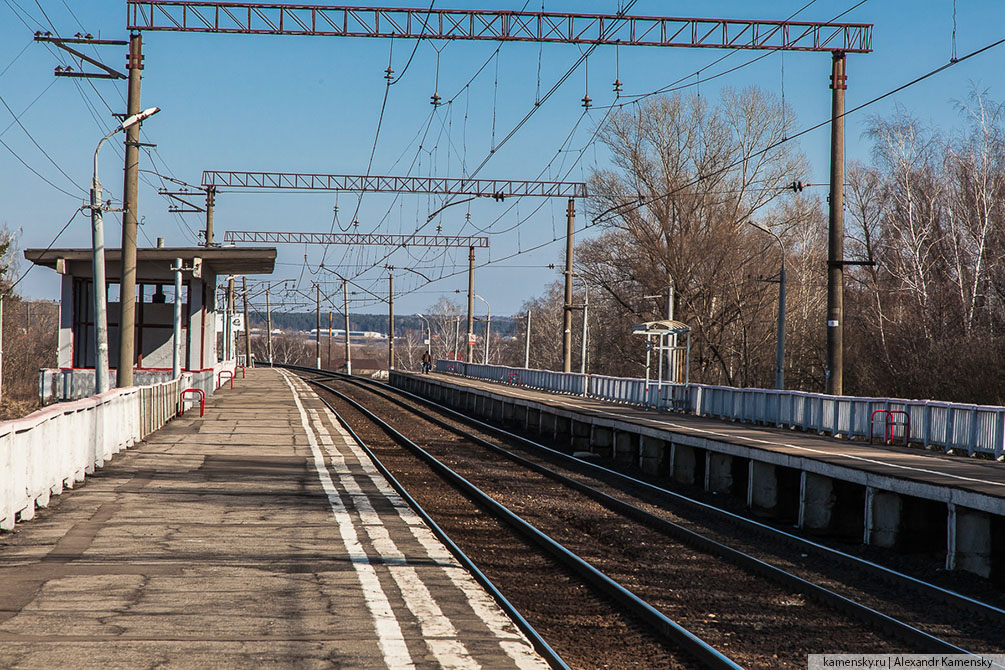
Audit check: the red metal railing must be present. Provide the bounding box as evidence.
[870,409,910,446]
[179,388,206,417]
[218,370,234,390]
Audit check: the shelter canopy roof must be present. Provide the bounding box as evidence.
[25,246,277,277]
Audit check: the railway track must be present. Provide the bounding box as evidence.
[286,366,1004,669]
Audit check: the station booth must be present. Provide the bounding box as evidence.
[632,319,692,410]
[24,246,276,400]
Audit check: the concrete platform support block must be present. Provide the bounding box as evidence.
[799,472,834,531]
[865,488,902,549]
[540,412,556,440]
[640,436,665,475]
[614,431,636,463]
[572,421,591,451]
[516,405,528,429]
[948,506,992,578]
[527,408,540,433]
[555,416,571,442]
[748,461,777,512]
[672,444,696,485]
[705,452,733,493]
[591,426,613,457]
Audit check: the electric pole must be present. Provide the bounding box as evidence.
[117,32,143,387]
[562,198,575,372]
[315,284,321,369]
[327,311,333,369]
[466,246,475,363]
[242,276,251,366]
[226,277,235,361]
[524,310,531,369]
[265,285,273,364]
[343,280,351,375]
[172,258,183,378]
[205,185,215,246]
[388,273,394,371]
[826,51,846,396]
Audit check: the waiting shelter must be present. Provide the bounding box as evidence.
[25,245,276,399]
[632,319,691,410]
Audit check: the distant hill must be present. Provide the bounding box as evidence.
[249,312,518,337]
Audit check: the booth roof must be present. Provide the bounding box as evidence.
[631,319,691,335]
[24,246,276,275]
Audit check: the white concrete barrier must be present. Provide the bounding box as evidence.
[1,360,237,531]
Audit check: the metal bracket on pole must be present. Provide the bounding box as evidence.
[34,33,128,80]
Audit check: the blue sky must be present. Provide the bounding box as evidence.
[2,1,1004,316]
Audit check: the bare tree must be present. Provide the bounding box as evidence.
[584,87,811,387]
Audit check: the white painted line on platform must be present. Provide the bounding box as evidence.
[315,403,550,670]
[280,371,414,670]
[304,407,480,670]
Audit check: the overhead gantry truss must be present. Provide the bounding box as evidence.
[202,171,588,199]
[223,230,488,248]
[126,1,872,53]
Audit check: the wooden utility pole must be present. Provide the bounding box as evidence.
[242,276,251,366]
[117,32,143,387]
[826,51,846,396]
[343,280,352,375]
[388,273,394,371]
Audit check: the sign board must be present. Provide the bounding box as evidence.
[468,334,477,346]
[215,313,245,333]
[423,338,430,345]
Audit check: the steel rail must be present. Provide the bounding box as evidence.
[345,368,1005,621]
[298,376,571,670]
[298,372,744,669]
[295,368,978,656]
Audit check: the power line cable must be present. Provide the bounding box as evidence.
[595,32,1005,225]
[9,206,82,291]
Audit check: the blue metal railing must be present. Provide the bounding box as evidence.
[434,361,1005,458]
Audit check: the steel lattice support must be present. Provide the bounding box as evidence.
[203,171,587,198]
[127,1,872,53]
[223,230,488,248]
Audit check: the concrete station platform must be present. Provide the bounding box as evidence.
[0,368,549,670]
[392,371,1005,581]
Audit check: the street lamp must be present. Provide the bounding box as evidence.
[90,106,159,393]
[749,221,786,390]
[415,312,431,357]
[474,294,490,364]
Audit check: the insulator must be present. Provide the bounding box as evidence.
[385,66,394,81]
[581,93,592,109]
[613,78,623,93]
[430,91,442,106]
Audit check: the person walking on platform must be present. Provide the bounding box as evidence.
[421,351,432,374]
